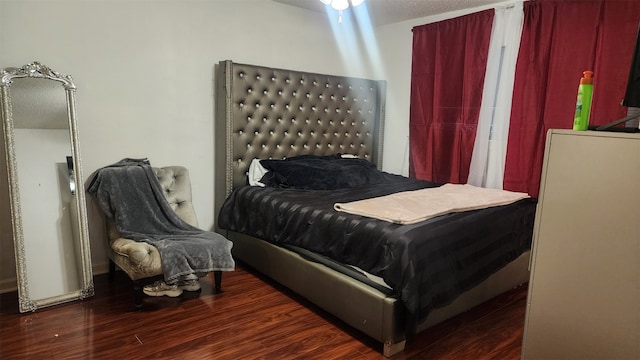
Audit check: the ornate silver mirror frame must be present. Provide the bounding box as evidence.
[1,62,94,312]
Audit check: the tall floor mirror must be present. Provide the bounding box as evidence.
[1,62,93,312]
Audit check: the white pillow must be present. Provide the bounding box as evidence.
[248,159,268,187]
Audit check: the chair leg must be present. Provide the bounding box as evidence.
[108,259,116,281]
[213,271,222,293]
[133,280,143,309]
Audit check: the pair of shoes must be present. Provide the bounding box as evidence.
[179,279,201,292]
[143,281,183,297]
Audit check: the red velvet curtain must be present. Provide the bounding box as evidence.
[503,0,640,197]
[409,10,494,184]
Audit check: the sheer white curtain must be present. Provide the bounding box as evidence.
[467,1,524,189]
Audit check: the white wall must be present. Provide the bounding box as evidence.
[0,0,512,285]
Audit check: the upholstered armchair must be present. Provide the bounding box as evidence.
[104,166,222,308]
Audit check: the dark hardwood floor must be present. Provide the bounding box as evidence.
[0,263,528,359]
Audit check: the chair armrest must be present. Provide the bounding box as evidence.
[110,237,163,280]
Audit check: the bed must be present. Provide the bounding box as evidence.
[213,60,535,356]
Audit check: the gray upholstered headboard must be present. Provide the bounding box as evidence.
[213,60,386,225]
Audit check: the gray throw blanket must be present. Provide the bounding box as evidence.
[88,158,235,283]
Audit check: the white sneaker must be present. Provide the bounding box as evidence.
[179,279,201,292]
[143,281,183,297]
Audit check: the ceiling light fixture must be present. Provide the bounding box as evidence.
[320,0,365,23]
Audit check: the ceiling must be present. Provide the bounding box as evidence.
[272,0,506,26]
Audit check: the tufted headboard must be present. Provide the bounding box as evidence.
[213,60,387,223]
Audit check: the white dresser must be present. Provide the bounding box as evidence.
[522,129,640,359]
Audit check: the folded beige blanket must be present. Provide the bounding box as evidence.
[334,184,530,224]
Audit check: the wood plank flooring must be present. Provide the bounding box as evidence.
[0,263,528,359]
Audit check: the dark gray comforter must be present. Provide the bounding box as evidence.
[88,158,235,283]
[218,171,535,337]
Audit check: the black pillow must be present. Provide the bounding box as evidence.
[259,154,385,190]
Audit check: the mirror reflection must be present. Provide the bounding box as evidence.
[1,62,93,312]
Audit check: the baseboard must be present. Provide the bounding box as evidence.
[0,278,17,294]
[93,261,110,276]
[0,261,112,294]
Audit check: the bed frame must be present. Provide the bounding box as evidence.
[213,60,531,356]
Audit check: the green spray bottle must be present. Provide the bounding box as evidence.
[573,71,594,130]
